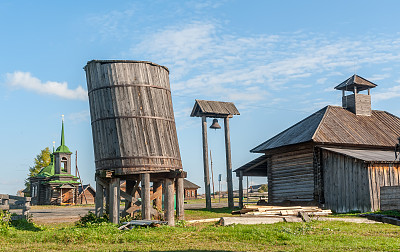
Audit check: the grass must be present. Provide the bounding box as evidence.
[1,218,400,251]
[1,207,400,251]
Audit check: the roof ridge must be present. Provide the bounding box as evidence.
[311,105,331,141]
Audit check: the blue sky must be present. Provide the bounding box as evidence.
[1,1,400,195]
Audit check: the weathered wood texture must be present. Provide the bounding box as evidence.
[342,93,371,116]
[176,177,184,220]
[268,148,315,203]
[191,100,240,118]
[85,60,182,175]
[252,106,400,153]
[321,150,400,213]
[164,178,175,226]
[201,116,211,210]
[224,117,234,209]
[141,173,151,220]
[380,186,400,211]
[95,179,104,217]
[321,150,371,213]
[109,178,120,224]
[0,194,31,219]
[368,164,400,211]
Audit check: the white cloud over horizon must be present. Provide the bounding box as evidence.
[132,22,400,110]
[5,71,87,101]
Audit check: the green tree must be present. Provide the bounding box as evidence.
[258,184,268,193]
[24,147,51,195]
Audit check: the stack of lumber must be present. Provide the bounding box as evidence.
[232,205,332,217]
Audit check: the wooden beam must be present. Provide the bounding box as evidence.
[141,173,151,220]
[165,178,175,226]
[176,177,184,220]
[95,176,105,217]
[202,116,212,209]
[239,171,244,209]
[109,177,120,224]
[224,117,234,209]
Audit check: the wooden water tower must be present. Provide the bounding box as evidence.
[84,60,186,225]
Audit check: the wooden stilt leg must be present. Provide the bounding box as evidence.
[176,177,184,220]
[95,177,104,217]
[239,171,243,209]
[109,177,120,224]
[141,173,151,220]
[165,178,175,226]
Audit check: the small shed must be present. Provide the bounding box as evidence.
[77,184,96,205]
[184,179,200,199]
[235,75,400,213]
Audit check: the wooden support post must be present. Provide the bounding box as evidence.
[141,173,151,220]
[165,178,175,226]
[239,171,243,209]
[153,181,163,211]
[202,116,212,209]
[109,177,120,224]
[176,177,184,220]
[224,117,234,209]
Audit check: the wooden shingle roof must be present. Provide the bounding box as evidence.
[251,106,400,153]
[184,179,200,189]
[320,147,400,163]
[233,155,268,177]
[334,74,377,92]
[190,99,240,118]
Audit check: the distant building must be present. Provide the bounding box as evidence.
[77,184,96,204]
[30,118,80,205]
[184,179,200,199]
[235,75,400,213]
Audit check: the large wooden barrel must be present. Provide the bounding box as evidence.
[84,60,182,175]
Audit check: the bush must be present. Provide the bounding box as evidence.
[75,211,109,227]
[258,184,268,193]
[0,210,11,234]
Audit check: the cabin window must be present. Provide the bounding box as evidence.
[61,157,68,172]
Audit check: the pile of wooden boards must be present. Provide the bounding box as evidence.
[232,205,332,218]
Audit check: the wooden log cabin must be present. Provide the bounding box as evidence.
[235,75,400,213]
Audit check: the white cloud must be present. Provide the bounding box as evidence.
[130,23,400,116]
[5,71,87,101]
[68,110,90,124]
[375,84,400,101]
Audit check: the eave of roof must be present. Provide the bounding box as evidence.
[320,147,400,163]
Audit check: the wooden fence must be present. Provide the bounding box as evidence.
[0,194,31,220]
[380,186,400,211]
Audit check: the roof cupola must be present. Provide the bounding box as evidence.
[335,74,377,116]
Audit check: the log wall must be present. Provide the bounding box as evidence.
[321,150,371,213]
[85,60,182,175]
[368,163,400,211]
[268,148,315,203]
[380,186,400,211]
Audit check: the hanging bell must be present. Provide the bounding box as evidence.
[210,119,221,129]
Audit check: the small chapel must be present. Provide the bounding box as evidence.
[30,117,80,205]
